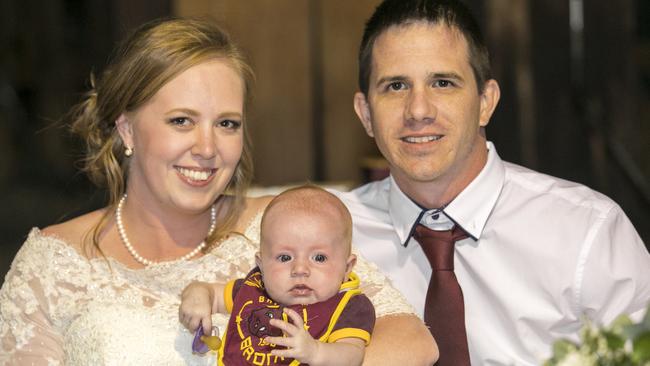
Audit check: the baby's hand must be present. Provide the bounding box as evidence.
[264,308,320,364]
[179,281,215,333]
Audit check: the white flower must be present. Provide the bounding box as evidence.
[556,351,596,366]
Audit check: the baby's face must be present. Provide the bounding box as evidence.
[257,212,354,306]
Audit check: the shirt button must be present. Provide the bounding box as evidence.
[432,213,440,220]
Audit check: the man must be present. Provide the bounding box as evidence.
[337,0,650,364]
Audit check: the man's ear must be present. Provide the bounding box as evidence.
[478,79,501,127]
[353,92,374,137]
[345,253,357,276]
[115,113,134,148]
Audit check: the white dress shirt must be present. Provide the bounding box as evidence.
[336,142,650,365]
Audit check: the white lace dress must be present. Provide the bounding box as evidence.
[0,212,413,365]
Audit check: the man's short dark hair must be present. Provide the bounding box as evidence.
[358,0,491,95]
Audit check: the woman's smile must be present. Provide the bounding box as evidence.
[174,166,217,186]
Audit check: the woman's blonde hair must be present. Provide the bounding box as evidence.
[70,17,254,253]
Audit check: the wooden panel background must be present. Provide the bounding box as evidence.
[175,0,313,185]
[174,0,383,186]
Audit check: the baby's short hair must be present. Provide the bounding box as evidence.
[261,185,353,249]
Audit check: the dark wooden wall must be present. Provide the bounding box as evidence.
[0,1,172,280]
[174,0,384,186]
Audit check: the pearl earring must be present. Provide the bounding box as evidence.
[125,147,133,157]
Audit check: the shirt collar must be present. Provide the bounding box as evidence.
[388,174,427,246]
[444,141,505,239]
[388,141,505,246]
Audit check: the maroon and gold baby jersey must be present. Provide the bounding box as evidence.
[218,268,375,366]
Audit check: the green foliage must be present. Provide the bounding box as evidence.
[544,304,650,366]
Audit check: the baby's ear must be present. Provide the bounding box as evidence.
[345,254,357,275]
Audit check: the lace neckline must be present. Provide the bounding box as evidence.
[30,211,263,273]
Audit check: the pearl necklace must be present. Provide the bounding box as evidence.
[116,194,217,266]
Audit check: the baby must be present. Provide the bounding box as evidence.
[179,185,375,366]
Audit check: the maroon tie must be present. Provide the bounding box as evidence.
[413,224,470,365]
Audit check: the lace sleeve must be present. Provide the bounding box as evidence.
[0,230,67,365]
[352,252,415,318]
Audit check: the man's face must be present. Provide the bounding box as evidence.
[354,22,499,206]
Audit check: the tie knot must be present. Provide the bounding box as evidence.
[413,224,468,271]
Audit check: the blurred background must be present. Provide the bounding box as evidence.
[1,0,649,282]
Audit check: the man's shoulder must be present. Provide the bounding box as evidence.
[331,178,391,216]
[501,160,618,216]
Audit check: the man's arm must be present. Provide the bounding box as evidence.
[579,205,650,323]
[363,314,438,366]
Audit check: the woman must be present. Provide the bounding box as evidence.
[0,18,436,365]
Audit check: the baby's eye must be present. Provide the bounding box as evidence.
[313,254,327,263]
[277,254,292,262]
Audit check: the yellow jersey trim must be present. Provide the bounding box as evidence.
[339,272,360,292]
[317,272,362,342]
[224,279,236,313]
[328,328,371,345]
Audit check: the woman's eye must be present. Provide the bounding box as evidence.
[313,254,327,263]
[168,117,192,127]
[219,120,242,129]
[277,254,292,262]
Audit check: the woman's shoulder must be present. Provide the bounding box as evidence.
[7,211,107,282]
[41,208,108,252]
[244,195,274,214]
[217,195,271,243]
[233,195,272,231]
